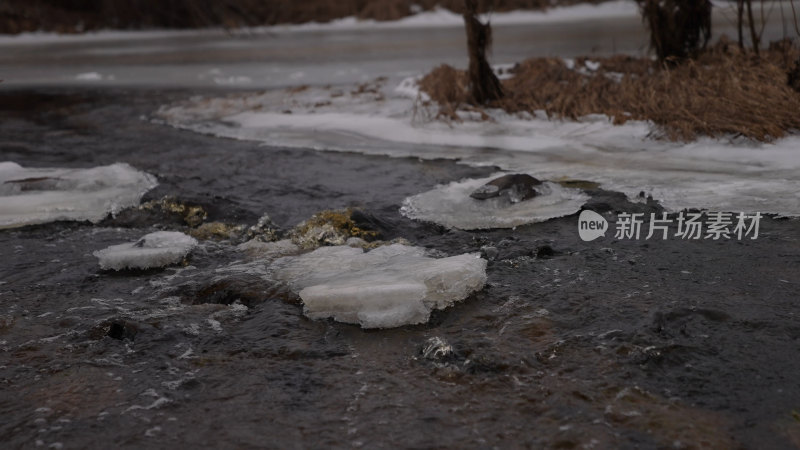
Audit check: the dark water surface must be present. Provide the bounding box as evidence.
[1,89,800,449]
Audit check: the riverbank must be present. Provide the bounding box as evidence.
[420,38,800,141]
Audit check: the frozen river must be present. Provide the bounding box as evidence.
[0,1,792,88]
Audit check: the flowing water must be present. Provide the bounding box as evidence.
[2,7,800,447]
[1,88,799,449]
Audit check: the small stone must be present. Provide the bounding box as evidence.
[346,237,368,248]
[107,319,138,341]
[421,337,454,361]
[469,174,542,203]
[536,245,554,258]
[480,245,499,260]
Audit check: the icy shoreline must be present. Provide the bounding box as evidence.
[158,79,800,218]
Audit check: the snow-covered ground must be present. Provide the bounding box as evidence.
[0,162,157,228]
[158,78,800,220]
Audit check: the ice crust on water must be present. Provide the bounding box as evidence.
[272,244,487,328]
[401,174,589,229]
[159,77,800,217]
[94,231,198,271]
[0,162,157,228]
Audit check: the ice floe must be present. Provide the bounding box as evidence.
[0,162,157,228]
[94,231,198,271]
[271,244,487,328]
[401,174,589,229]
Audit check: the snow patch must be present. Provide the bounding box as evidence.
[493,63,517,80]
[0,162,157,228]
[75,72,115,81]
[394,76,429,100]
[268,0,637,32]
[213,75,252,86]
[584,60,601,71]
[94,231,198,271]
[272,244,487,328]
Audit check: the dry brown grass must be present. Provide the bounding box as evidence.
[418,65,495,121]
[420,38,800,141]
[418,65,469,118]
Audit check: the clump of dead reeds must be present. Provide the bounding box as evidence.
[419,39,800,141]
[417,64,470,120]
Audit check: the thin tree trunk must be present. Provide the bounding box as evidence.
[791,0,800,37]
[462,0,503,104]
[746,0,760,55]
[737,0,745,49]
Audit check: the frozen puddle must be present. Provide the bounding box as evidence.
[272,244,487,328]
[94,231,198,271]
[401,174,589,229]
[0,162,157,228]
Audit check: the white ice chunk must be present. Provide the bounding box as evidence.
[94,231,198,271]
[401,174,589,230]
[0,162,157,228]
[272,244,487,328]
